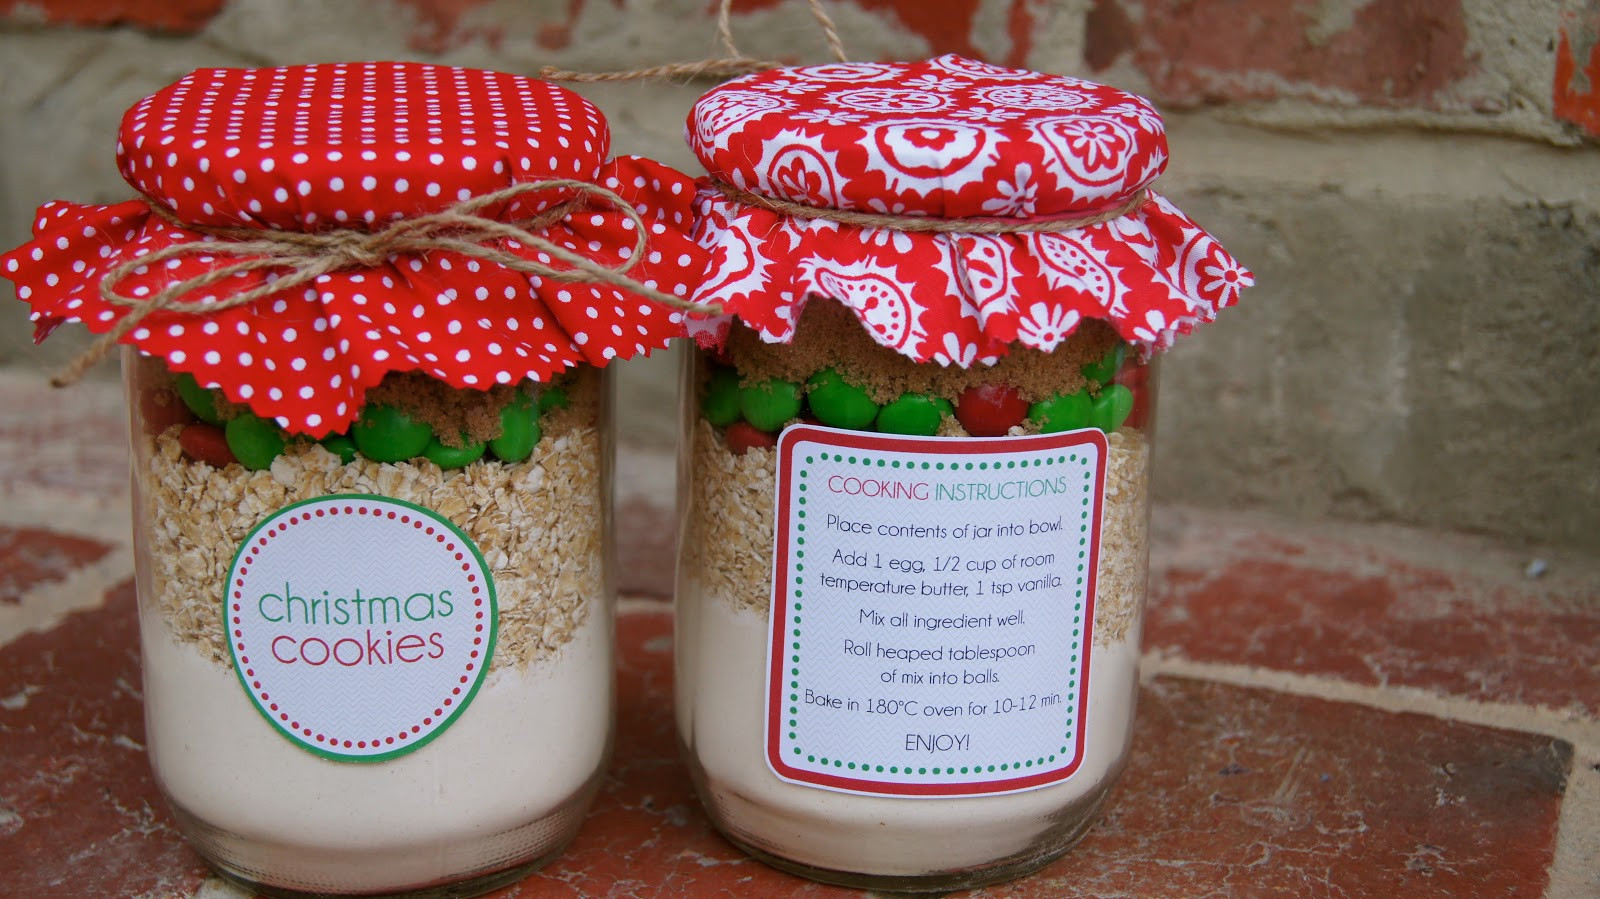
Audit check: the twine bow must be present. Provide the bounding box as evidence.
[53,179,716,387]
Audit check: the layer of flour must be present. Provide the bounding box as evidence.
[677,594,1138,876]
[140,599,610,891]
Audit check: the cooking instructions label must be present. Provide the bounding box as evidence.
[226,495,496,762]
[766,425,1105,797]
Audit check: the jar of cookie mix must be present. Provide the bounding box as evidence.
[3,63,705,897]
[674,55,1253,890]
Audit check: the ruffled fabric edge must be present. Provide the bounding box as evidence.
[686,187,1252,365]
[1,156,706,437]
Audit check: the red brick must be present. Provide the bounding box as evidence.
[398,0,1042,65]
[1145,518,1600,715]
[0,595,1571,896]
[1008,677,1568,898]
[1086,0,1476,110]
[1555,1,1600,136]
[614,496,675,599]
[0,581,210,898]
[735,0,1039,67]
[0,525,113,605]
[392,0,531,52]
[0,0,220,31]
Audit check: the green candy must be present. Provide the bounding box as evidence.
[319,434,357,464]
[488,397,541,463]
[805,368,879,430]
[876,393,952,437]
[173,372,222,423]
[423,436,487,469]
[1081,342,1127,387]
[1090,384,1135,434]
[351,405,433,463]
[537,385,569,414]
[1029,389,1093,434]
[739,378,803,432]
[701,368,742,427]
[224,413,286,471]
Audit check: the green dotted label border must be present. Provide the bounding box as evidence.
[225,493,499,764]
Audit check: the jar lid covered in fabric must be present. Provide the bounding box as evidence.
[686,54,1251,365]
[4,62,704,436]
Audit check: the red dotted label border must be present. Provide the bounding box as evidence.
[227,498,495,759]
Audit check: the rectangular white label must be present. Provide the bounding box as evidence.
[765,425,1107,797]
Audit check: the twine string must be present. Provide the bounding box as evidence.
[539,0,848,83]
[805,0,849,65]
[709,180,1152,235]
[52,179,716,387]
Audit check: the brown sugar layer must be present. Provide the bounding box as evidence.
[141,368,606,671]
[724,298,1119,405]
[363,372,538,448]
[163,362,575,449]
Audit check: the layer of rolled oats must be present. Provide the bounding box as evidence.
[685,419,1150,646]
[142,396,604,671]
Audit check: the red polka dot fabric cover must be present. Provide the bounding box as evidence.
[1,63,705,437]
[685,54,1252,363]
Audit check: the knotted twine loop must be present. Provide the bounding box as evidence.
[710,180,1152,235]
[539,0,847,83]
[52,178,719,387]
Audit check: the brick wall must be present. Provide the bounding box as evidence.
[1,0,1595,549]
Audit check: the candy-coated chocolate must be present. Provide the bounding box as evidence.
[488,398,540,463]
[319,434,358,464]
[806,368,880,430]
[876,394,951,436]
[701,367,742,427]
[739,378,803,432]
[1081,342,1126,387]
[1090,384,1135,434]
[224,413,286,471]
[178,423,236,468]
[537,385,569,414]
[173,372,222,423]
[1029,389,1093,434]
[955,384,1028,437]
[351,405,433,463]
[725,421,778,455]
[423,436,487,469]
[1117,362,1151,430]
[140,385,195,435]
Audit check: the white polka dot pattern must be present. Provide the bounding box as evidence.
[118,63,609,229]
[1,63,708,438]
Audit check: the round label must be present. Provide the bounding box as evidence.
[225,495,497,762]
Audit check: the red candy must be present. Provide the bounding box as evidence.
[725,421,779,456]
[139,386,194,436]
[955,384,1029,437]
[1116,364,1151,431]
[179,423,238,468]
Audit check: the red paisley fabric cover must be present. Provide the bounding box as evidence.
[686,54,1252,363]
[2,63,704,437]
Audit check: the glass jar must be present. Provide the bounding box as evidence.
[675,301,1158,890]
[673,54,1250,890]
[2,61,709,899]
[127,350,613,896]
